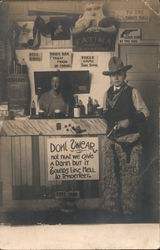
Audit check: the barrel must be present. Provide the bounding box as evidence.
[7,74,31,115]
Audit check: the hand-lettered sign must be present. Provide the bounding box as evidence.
[47,137,99,181]
[50,51,72,68]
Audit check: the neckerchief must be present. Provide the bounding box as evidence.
[106,83,128,109]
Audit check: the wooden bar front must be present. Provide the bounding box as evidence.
[0,118,108,212]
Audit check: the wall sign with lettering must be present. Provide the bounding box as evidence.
[114,9,149,22]
[50,51,72,68]
[81,55,98,67]
[29,52,42,61]
[72,32,117,52]
[48,137,99,181]
[119,28,141,44]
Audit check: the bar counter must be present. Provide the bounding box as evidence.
[0,118,107,136]
[0,118,109,213]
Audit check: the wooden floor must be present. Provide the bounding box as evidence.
[0,209,153,225]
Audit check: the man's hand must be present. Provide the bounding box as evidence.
[114,119,130,130]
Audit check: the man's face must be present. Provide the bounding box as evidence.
[110,71,126,87]
[51,76,61,91]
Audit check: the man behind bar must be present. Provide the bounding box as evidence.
[39,73,73,117]
[101,56,149,217]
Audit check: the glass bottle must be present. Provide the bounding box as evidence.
[87,97,93,115]
[31,100,36,116]
[93,99,99,114]
[79,99,85,116]
[21,58,28,74]
[73,95,80,118]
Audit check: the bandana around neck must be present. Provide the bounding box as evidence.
[107,83,127,109]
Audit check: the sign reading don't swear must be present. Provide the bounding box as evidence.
[47,137,99,181]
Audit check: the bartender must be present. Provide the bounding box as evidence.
[39,74,72,117]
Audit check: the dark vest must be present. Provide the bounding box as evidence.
[106,84,138,135]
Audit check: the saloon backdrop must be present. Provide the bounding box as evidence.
[0,0,159,223]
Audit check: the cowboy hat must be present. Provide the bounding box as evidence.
[103,56,132,76]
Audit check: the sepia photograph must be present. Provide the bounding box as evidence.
[0,0,159,249]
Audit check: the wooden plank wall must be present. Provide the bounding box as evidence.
[0,137,12,206]
[11,136,33,186]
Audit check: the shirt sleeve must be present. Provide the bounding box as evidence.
[132,88,150,119]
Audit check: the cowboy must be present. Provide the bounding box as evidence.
[101,56,149,217]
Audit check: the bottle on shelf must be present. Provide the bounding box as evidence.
[93,99,100,114]
[87,97,93,115]
[21,58,28,74]
[31,100,36,116]
[79,99,85,116]
[9,59,18,74]
[12,59,16,74]
[73,95,80,118]
[15,60,21,74]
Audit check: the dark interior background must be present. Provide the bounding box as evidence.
[34,70,90,96]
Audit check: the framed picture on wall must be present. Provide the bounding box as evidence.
[49,17,74,40]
